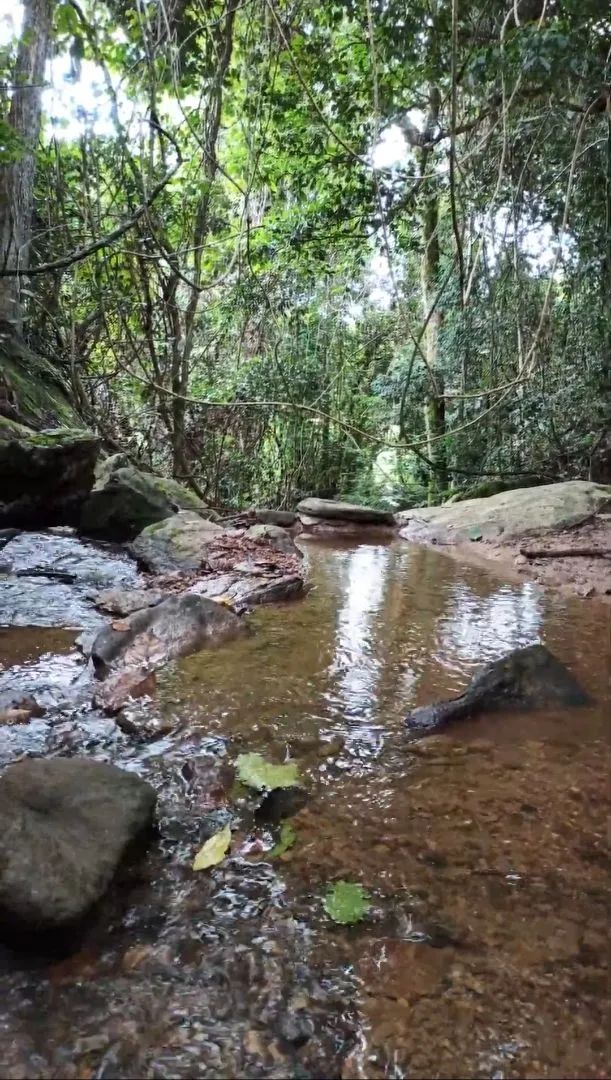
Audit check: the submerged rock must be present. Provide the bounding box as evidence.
[397,480,611,543]
[0,418,99,528]
[131,511,225,573]
[406,644,590,730]
[81,460,217,541]
[297,497,395,526]
[91,592,246,676]
[0,758,156,931]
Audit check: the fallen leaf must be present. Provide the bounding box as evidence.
[323,881,370,925]
[236,752,301,792]
[111,619,131,632]
[270,821,296,857]
[193,824,231,871]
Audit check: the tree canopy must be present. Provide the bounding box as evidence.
[1,0,609,507]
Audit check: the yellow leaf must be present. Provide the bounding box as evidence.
[192,824,231,871]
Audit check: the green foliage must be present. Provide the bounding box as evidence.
[235,753,301,792]
[323,881,371,925]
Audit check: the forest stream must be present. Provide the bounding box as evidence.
[0,534,609,1080]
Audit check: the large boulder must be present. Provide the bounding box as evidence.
[0,758,156,931]
[0,418,99,528]
[405,645,590,731]
[253,508,298,527]
[297,497,395,526]
[91,592,246,676]
[81,459,217,541]
[397,481,611,543]
[131,510,225,572]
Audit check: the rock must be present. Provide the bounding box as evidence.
[80,460,217,541]
[405,644,590,730]
[0,758,156,931]
[189,571,305,610]
[92,587,165,617]
[0,329,79,428]
[254,509,298,527]
[397,481,611,543]
[91,592,246,676]
[130,511,225,572]
[0,418,99,528]
[93,669,156,714]
[246,523,302,557]
[297,497,396,526]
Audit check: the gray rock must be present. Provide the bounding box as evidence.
[92,587,165,616]
[91,592,246,676]
[130,511,225,572]
[397,480,611,543]
[254,509,298,527]
[297,497,395,525]
[189,572,305,610]
[0,758,156,930]
[246,523,302,557]
[405,644,590,731]
[0,418,99,529]
[81,461,217,541]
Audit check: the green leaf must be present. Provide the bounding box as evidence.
[270,821,297,857]
[235,752,301,792]
[193,824,231,871]
[323,881,370,925]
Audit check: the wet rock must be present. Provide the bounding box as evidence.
[405,644,590,730]
[297,497,395,526]
[0,418,99,528]
[0,758,156,931]
[130,511,225,572]
[91,592,246,676]
[93,587,165,617]
[93,669,157,714]
[0,527,20,548]
[246,523,302,557]
[189,571,305,610]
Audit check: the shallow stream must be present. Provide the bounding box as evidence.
[0,536,609,1078]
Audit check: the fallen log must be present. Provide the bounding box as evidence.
[519,547,611,559]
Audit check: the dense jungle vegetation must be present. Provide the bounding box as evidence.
[1,0,610,509]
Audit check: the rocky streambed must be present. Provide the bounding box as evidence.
[0,531,609,1079]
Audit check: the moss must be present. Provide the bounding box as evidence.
[0,333,77,429]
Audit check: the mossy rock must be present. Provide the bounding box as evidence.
[81,462,217,541]
[0,419,99,527]
[0,330,77,429]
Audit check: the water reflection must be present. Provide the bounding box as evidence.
[436,580,544,673]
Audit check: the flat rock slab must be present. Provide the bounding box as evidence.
[406,644,590,731]
[131,511,225,573]
[0,758,156,930]
[189,572,305,609]
[297,498,396,526]
[397,481,611,543]
[91,592,246,676]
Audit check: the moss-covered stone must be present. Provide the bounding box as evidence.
[82,457,218,540]
[0,330,77,429]
[0,419,99,528]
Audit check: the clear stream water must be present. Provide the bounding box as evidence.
[0,535,609,1079]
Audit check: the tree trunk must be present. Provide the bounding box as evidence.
[0,0,55,331]
[420,89,447,504]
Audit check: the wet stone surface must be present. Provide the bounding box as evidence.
[0,538,609,1078]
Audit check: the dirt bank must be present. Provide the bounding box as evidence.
[438,515,611,604]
